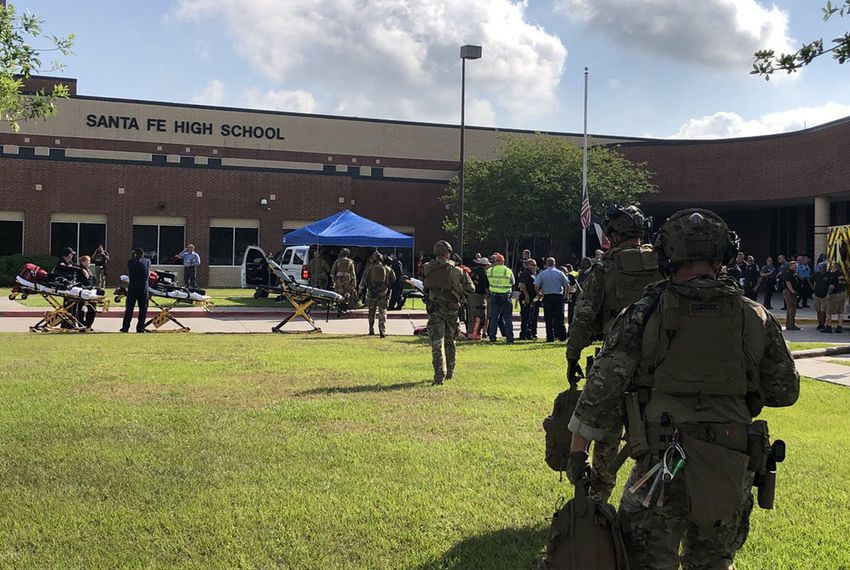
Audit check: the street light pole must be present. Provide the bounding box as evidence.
[459,44,481,261]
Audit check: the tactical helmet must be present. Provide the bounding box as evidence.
[655,209,739,268]
[340,248,350,257]
[433,240,453,257]
[370,251,383,263]
[603,204,646,239]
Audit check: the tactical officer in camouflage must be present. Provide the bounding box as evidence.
[359,251,396,337]
[331,248,357,310]
[424,240,474,385]
[565,204,661,500]
[567,209,799,569]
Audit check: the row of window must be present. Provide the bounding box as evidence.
[0,220,259,266]
[2,147,387,177]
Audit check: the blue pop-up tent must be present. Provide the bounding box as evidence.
[282,210,414,248]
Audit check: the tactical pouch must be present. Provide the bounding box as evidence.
[746,420,771,473]
[681,433,749,532]
[540,482,629,570]
[544,387,582,472]
[624,392,650,458]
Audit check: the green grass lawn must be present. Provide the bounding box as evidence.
[0,335,846,569]
[786,341,840,351]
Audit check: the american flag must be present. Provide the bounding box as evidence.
[580,186,591,230]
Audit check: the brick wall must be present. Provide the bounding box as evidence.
[0,157,449,284]
[619,120,850,205]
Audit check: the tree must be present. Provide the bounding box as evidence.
[443,134,656,260]
[0,2,74,131]
[752,1,850,79]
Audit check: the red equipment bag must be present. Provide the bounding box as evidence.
[148,271,159,287]
[20,263,48,282]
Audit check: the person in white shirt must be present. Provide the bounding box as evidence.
[177,244,202,288]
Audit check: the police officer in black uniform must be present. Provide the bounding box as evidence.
[121,248,151,333]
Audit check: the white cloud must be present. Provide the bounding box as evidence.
[191,81,318,113]
[170,0,567,127]
[467,98,497,126]
[556,0,794,68]
[191,79,226,106]
[243,88,317,114]
[669,102,850,139]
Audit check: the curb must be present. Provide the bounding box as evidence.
[792,345,850,360]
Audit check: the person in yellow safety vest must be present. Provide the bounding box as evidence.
[486,253,515,343]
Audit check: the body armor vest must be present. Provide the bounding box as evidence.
[368,264,389,292]
[637,287,753,398]
[600,245,661,335]
[334,257,354,275]
[424,261,454,291]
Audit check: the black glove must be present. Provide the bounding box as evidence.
[566,451,590,485]
[567,358,584,385]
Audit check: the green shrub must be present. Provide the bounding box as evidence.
[0,254,58,286]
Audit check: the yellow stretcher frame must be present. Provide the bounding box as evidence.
[272,292,322,333]
[8,289,110,333]
[114,290,214,333]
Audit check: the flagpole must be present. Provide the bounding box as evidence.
[581,66,588,258]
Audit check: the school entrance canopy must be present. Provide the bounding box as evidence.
[282,210,414,248]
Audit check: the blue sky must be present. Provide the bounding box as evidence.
[19,0,850,139]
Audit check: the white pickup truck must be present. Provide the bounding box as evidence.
[242,245,313,297]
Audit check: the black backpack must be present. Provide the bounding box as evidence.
[543,385,582,472]
[539,482,629,570]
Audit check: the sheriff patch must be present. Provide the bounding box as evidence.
[689,301,721,316]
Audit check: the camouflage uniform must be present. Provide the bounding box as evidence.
[330,250,357,307]
[360,255,396,336]
[424,245,474,385]
[308,255,330,289]
[566,241,661,500]
[569,211,799,569]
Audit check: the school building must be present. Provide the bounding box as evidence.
[1,76,848,285]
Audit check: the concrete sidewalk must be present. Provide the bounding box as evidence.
[2,292,837,324]
[0,313,431,335]
[794,356,850,388]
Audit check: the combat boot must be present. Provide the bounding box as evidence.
[446,368,454,381]
[369,328,375,336]
[822,325,833,333]
[432,377,444,386]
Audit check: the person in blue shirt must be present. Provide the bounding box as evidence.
[534,257,570,342]
[795,255,812,308]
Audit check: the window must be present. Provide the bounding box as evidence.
[152,154,166,164]
[291,248,305,265]
[180,156,194,166]
[281,249,293,265]
[132,224,185,264]
[0,220,23,255]
[50,221,106,258]
[209,226,259,265]
[372,167,384,178]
